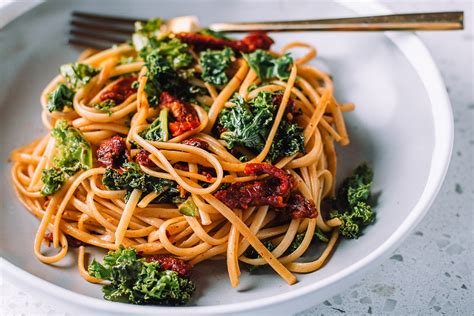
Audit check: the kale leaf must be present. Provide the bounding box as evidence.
[198,29,230,39]
[267,120,305,163]
[314,226,329,243]
[140,108,169,141]
[243,50,293,81]
[59,63,100,90]
[142,38,197,105]
[88,247,195,305]
[244,241,275,272]
[178,197,198,217]
[218,91,304,162]
[51,120,92,175]
[47,84,74,112]
[93,99,115,116]
[287,233,305,253]
[132,18,163,52]
[285,227,329,255]
[219,92,275,150]
[199,47,234,86]
[40,168,66,196]
[102,162,181,203]
[330,163,375,239]
[132,19,204,105]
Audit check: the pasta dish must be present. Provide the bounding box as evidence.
[10,18,375,305]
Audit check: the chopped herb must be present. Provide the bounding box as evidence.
[132,18,163,51]
[330,163,375,239]
[285,227,329,255]
[179,197,198,217]
[93,99,115,116]
[243,50,293,81]
[40,168,66,196]
[219,92,275,150]
[267,120,305,162]
[140,108,169,141]
[287,233,305,253]
[217,91,304,162]
[245,241,275,271]
[314,226,329,243]
[119,56,136,65]
[141,37,196,105]
[47,84,74,112]
[199,47,234,86]
[102,162,182,204]
[88,247,195,305]
[59,63,100,90]
[51,120,92,175]
[198,29,230,40]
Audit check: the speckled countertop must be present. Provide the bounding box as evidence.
[1,1,472,315]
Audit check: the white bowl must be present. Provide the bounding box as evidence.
[0,0,453,315]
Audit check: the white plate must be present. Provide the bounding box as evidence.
[0,0,453,315]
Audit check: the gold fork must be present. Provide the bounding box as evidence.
[69,11,464,49]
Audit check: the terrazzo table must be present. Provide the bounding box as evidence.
[1,1,472,315]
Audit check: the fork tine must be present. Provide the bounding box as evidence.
[70,19,135,36]
[68,38,112,50]
[69,28,129,45]
[72,11,143,25]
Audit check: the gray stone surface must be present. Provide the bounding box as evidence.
[1,1,472,315]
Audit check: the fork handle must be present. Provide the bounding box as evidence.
[209,12,464,32]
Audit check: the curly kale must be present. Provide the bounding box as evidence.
[285,227,329,254]
[132,18,163,51]
[178,197,199,217]
[143,40,198,105]
[47,84,74,112]
[287,233,305,254]
[243,50,293,81]
[314,226,329,243]
[330,163,375,239]
[219,92,275,150]
[140,108,169,141]
[93,99,115,116]
[218,91,304,162]
[40,168,66,196]
[198,28,230,39]
[245,241,275,272]
[102,162,181,203]
[51,120,92,175]
[88,247,195,305]
[199,47,234,86]
[131,19,204,105]
[267,120,305,163]
[59,63,100,90]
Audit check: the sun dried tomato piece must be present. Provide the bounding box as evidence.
[244,163,292,197]
[146,254,193,277]
[175,31,273,53]
[96,135,130,168]
[174,162,189,171]
[234,32,274,53]
[181,138,209,150]
[159,92,200,137]
[215,163,292,209]
[136,149,154,167]
[287,193,318,219]
[272,94,298,121]
[99,76,138,104]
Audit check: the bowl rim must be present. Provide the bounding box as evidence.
[0,0,454,314]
